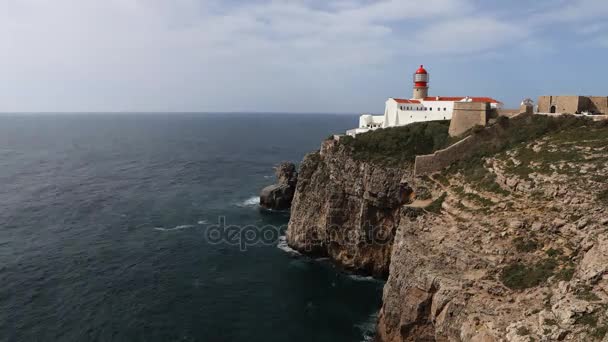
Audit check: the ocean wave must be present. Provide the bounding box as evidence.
[348,274,378,282]
[277,235,301,256]
[356,311,379,342]
[237,196,260,207]
[154,225,195,232]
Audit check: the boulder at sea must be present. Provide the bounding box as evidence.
[260,162,298,210]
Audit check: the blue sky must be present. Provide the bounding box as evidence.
[0,0,606,113]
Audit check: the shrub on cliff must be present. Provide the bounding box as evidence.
[341,121,451,165]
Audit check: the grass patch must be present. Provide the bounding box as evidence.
[597,190,608,205]
[426,193,447,214]
[546,248,563,257]
[576,285,601,302]
[501,259,557,290]
[415,186,432,200]
[513,237,540,253]
[555,266,575,282]
[516,326,530,336]
[591,325,608,339]
[576,312,598,327]
[340,121,451,166]
[544,319,558,326]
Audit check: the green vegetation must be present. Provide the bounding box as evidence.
[555,265,575,281]
[576,285,601,302]
[426,193,447,214]
[597,190,608,205]
[340,121,452,166]
[545,248,563,257]
[415,186,432,200]
[513,237,540,253]
[591,325,608,339]
[577,312,598,327]
[544,319,558,326]
[500,259,557,290]
[575,309,608,339]
[447,114,604,186]
[516,326,530,336]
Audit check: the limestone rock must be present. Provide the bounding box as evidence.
[260,162,298,210]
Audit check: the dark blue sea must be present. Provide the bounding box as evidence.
[0,113,384,342]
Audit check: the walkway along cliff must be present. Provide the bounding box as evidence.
[285,114,608,341]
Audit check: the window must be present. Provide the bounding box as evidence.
[444,108,447,111]
[430,108,433,111]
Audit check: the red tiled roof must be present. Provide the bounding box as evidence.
[392,98,421,104]
[423,96,502,104]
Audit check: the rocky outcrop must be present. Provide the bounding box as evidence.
[260,162,298,210]
[287,120,608,341]
[286,139,416,277]
[375,124,608,341]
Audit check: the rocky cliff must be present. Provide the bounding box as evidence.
[286,138,414,277]
[287,117,608,341]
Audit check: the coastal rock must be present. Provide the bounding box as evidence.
[260,162,298,210]
[287,118,608,341]
[286,139,412,277]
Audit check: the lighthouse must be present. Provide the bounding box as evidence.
[346,64,503,137]
[413,65,429,99]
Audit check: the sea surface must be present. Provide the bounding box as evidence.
[0,113,384,342]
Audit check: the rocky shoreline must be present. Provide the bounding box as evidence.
[276,117,608,341]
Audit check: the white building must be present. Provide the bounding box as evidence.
[347,65,502,136]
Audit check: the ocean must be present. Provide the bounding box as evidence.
[0,113,384,342]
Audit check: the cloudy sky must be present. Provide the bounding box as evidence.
[1,0,606,113]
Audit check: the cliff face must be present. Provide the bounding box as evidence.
[286,138,413,277]
[287,120,608,341]
[376,124,608,341]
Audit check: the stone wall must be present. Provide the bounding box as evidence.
[415,114,526,176]
[448,102,490,137]
[587,96,608,114]
[538,95,608,114]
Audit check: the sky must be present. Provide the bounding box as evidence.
[0,0,607,113]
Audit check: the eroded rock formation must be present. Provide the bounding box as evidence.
[260,162,298,210]
[286,121,608,341]
[287,138,413,277]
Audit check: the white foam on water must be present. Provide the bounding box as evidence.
[277,235,301,256]
[154,225,195,232]
[356,311,379,342]
[348,274,377,282]
[197,220,208,225]
[238,196,260,207]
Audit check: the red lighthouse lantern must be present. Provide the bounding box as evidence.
[413,65,429,87]
[412,65,429,99]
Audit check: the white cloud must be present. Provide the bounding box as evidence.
[0,0,540,111]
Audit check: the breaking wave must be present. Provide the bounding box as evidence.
[153,225,196,232]
[277,235,301,256]
[356,311,379,342]
[238,196,260,207]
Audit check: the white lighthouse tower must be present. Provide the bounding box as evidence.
[413,65,429,99]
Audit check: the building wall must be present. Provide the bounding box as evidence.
[587,97,608,114]
[537,95,608,114]
[383,99,454,128]
[448,102,490,137]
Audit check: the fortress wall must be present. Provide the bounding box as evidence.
[538,96,552,113]
[588,96,608,114]
[415,114,526,176]
[448,102,490,137]
[496,108,521,117]
[538,96,608,114]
